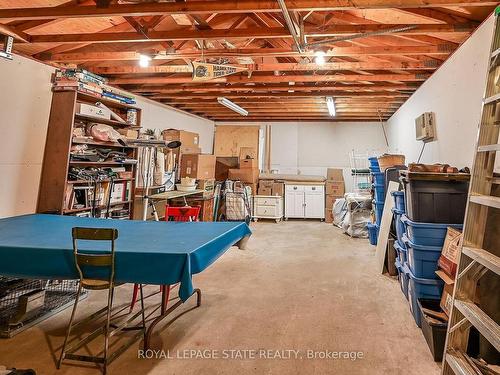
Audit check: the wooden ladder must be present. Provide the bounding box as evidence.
[442,8,500,375]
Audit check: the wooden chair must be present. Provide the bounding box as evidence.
[129,205,201,312]
[58,227,146,375]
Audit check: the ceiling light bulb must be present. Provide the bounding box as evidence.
[314,51,326,66]
[139,54,151,68]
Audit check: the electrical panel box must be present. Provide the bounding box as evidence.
[415,112,436,142]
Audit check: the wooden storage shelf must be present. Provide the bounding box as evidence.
[72,138,137,149]
[37,90,141,219]
[74,114,137,128]
[67,178,135,184]
[63,200,133,214]
[76,91,140,111]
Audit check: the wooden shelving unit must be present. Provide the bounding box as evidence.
[37,90,141,219]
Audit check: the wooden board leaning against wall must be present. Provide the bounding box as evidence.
[213,125,260,158]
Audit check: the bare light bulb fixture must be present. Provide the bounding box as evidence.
[314,51,326,66]
[139,54,152,68]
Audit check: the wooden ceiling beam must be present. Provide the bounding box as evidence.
[151,91,410,98]
[1,1,496,21]
[110,73,428,85]
[26,24,475,44]
[42,45,454,62]
[0,23,30,43]
[92,60,439,74]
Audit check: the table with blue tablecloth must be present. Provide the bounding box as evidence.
[0,214,251,347]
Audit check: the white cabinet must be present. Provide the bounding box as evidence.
[285,184,325,220]
[253,196,283,222]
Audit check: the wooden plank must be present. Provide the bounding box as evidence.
[109,74,428,85]
[0,23,30,43]
[376,181,399,274]
[462,246,500,275]
[470,194,500,209]
[43,45,455,62]
[26,23,475,44]
[0,1,496,21]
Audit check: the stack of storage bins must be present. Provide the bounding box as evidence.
[392,191,408,299]
[366,157,383,245]
[399,171,469,327]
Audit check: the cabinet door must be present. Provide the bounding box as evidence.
[304,191,325,219]
[285,191,304,218]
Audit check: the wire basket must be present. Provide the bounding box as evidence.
[0,277,86,338]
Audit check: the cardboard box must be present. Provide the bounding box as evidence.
[259,180,274,188]
[198,179,215,196]
[239,147,257,161]
[327,168,344,181]
[240,158,258,169]
[228,168,259,183]
[258,187,272,196]
[272,182,285,197]
[326,181,345,196]
[215,157,239,181]
[162,129,199,151]
[438,227,462,278]
[180,154,216,180]
[325,210,334,223]
[76,102,111,120]
[117,129,138,139]
[436,270,454,316]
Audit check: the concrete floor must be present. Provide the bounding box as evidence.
[0,221,440,375]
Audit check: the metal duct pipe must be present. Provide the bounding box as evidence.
[276,0,304,53]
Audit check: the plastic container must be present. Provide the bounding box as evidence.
[369,166,380,173]
[403,234,442,279]
[407,264,443,327]
[400,171,470,224]
[394,239,407,264]
[400,215,463,247]
[372,183,386,202]
[374,200,384,226]
[367,223,378,245]
[368,156,380,170]
[418,299,448,361]
[391,191,405,213]
[385,166,407,192]
[392,207,406,246]
[371,171,385,186]
[395,260,409,300]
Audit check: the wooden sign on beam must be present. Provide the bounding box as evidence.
[191,62,247,81]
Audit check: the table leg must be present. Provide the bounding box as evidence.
[143,288,202,350]
[236,235,250,250]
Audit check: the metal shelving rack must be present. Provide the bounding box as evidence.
[442,7,500,374]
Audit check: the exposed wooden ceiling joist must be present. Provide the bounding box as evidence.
[0,0,496,21]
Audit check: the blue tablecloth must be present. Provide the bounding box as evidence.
[0,214,251,301]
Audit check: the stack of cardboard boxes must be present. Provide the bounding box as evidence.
[257,180,285,197]
[227,147,259,194]
[325,168,345,223]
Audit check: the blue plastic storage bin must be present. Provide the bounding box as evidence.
[371,171,385,185]
[368,156,380,169]
[391,191,405,212]
[407,264,443,327]
[367,223,378,245]
[392,207,406,246]
[403,234,442,279]
[400,215,463,247]
[374,200,384,226]
[395,260,409,300]
[372,183,386,202]
[394,240,407,264]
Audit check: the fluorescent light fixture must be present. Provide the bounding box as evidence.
[139,54,152,68]
[217,97,249,116]
[326,97,336,117]
[314,51,326,66]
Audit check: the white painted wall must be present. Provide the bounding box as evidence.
[0,54,214,218]
[270,121,388,192]
[386,15,495,168]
